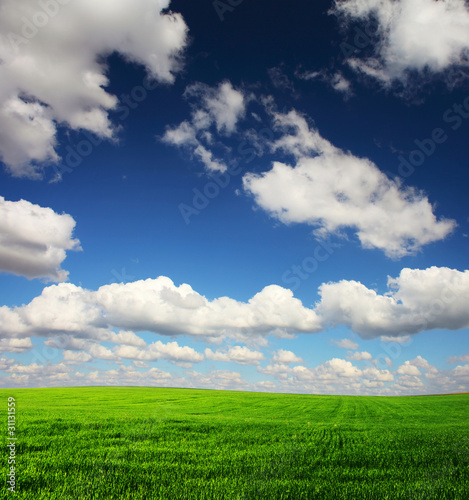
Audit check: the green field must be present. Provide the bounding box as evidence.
[1,387,468,499]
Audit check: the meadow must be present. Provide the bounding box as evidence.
[1,387,468,499]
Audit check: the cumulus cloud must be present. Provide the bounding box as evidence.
[333,0,469,85]
[272,349,303,364]
[0,0,188,177]
[243,109,456,258]
[0,276,322,342]
[0,338,32,354]
[347,351,372,361]
[332,338,359,350]
[62,350,92,364]
[115,341,204,365]
[205,346,264,365]
[162,81,246,172]
[317,266,469,338]
[0,196,80,281]
[2,267,469,345]
[448,353,469,364]
[397,361,421,376]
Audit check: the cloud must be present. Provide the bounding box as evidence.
[184,81,246,135]
[0,338,33,354]
[317,266,469,338]
[380,335,411,343]
[62,350,92,364]
[115,341,204,365]
[272,349,303,364]
[0,276,322,342]
[0,196,81,281]
[296,69,353,97]
[205,346,264,365]
[397,361,422,376]
[0,0,188,177]
[2,266,469,345]
[332,338,359,350]
[268,66,296,92]
[448,353,469,364]
[162,81,246,172]
[334,0,469,85]
[243,109,456,258]
[347,351,372,361]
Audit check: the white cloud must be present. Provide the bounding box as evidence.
[334,0,469,85]
[296,69,353,97]
[0,196,81,281]
[243,110,455,258]
[362,367,394,381]
[115,341,204,365]
[397,361,422,376]
[272,349,303,364]
[332,338,359,350]
[0,0,188,177]
[0,276,321,342]
[162,81,246,173]
[205,346,264,365]
[448,353,469,363]
[2,267,469,345]
[317,267,469,338]
[62,350,92,364]
[0,338,32,354]
[184,81,246,135]
[380,335,411,343]
[347,351,372,361]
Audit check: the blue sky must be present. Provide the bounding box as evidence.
[0,0,469,394]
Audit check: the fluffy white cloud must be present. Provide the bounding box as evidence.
[243,110,455,258]
[272,349,303,364]
[448,353,469,363]
[380,335,411,343]
[0,276,321,342]
[205,346,264,365]
[184,81,246,135]
[317,266,469,338]
[332,338,359,350]
[0,0,187,177]
[0,338,32,354]
[0,196,80,281]
[347,351,372,361]
[162,81,246,172]
[115,341,204,365]
[62,350,92,363]
[2,267,469,345]
[334,0,469,84]
[397,361,422,376]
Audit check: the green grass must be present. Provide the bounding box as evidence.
[1,387,468,499]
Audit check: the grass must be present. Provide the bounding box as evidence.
[1,387,468,499]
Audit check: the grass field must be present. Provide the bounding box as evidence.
[1,387,468,499]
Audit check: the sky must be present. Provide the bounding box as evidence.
[0,0,468,395]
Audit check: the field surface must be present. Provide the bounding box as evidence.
[0,387,468,499]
